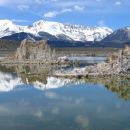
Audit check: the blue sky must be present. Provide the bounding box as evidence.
[0,0,129,30]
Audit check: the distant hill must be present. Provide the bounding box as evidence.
[102,27,130,42]
[1,32,42,42]
[1,32,74,42]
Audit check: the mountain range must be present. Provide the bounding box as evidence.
[0,19,130,48]
[0,19,112,42]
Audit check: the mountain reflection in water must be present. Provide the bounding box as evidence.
[0,65,130,130]
[0,64,130,100]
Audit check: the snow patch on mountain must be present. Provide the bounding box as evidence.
[0,19,113,41]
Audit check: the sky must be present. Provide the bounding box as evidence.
[0,0,130,30]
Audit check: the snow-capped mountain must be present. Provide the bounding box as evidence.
[102,26,130,42]
[0,19,113,41]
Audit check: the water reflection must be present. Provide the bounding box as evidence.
[85,77,130,100]
[0,65,130,100]
[0,72,21,92]
[0,65,130,130]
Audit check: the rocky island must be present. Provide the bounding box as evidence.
[54,45,130,77]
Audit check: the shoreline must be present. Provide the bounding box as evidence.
[0,59,72,65]
[53,71,130,79]
[53,45,130,78]
[0,44,130,79]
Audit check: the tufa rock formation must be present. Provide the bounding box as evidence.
[15,39,55,61]
[55,45,130,77]
[86,44,130,75]
[83,44,130,76]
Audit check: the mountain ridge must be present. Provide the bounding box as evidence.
[0,19,113,42]
[102,26,130,42]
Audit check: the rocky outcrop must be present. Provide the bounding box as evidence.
[86,45,130,75]
[15,39,54,61]
[55,45,130,77]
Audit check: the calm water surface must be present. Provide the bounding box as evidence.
[0,64,130,130]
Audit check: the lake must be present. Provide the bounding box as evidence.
[0,64,130,130]
[68,56,107,62]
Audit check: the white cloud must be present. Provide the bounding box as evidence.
[35,0,58,5]
[115,1,121,5]
[17,4,30,11]
[74,5,84,11]
[54,0,99,8]
[44,8,72,18]
[44,11,58,18]
[0,0,129,20]
[61,8,72,13]
[44,5,85,18]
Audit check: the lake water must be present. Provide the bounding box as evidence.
[0,64,130,130]
[68,56,107,63]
